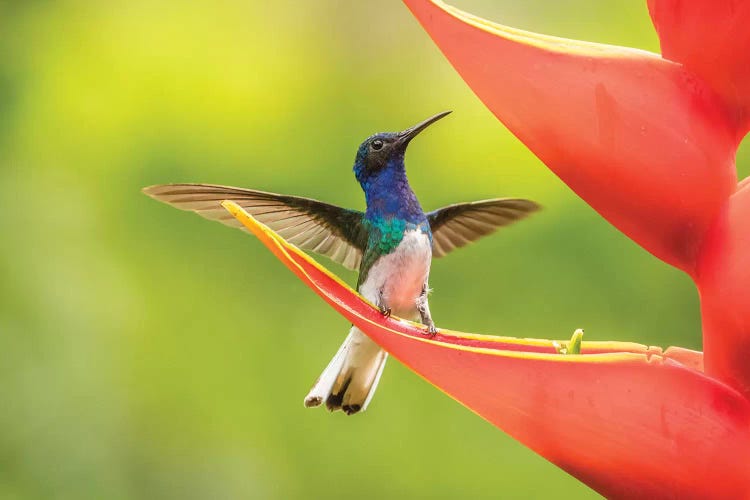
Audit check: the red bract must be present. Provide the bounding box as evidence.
[698,186,750,396]
[223,201,750,498]
[403,1,740,278]
[648,0,750,129]
[403,0,750,436]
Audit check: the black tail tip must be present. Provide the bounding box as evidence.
[325,393,343,412]
[342,404,362,415]
[304,396,323,408]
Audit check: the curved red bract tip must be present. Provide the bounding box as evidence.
[648,0,750,133]
[402,0,738,276]
[222,201,750,499]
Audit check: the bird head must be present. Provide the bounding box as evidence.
[353,111,451,188]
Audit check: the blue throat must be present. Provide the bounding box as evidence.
[357,158,431,258]
[361,158,427,225]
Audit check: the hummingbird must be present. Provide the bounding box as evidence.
[143,111,540,415]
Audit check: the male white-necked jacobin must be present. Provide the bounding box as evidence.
[143,111,540,415]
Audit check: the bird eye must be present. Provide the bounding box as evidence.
[371,139,384,151]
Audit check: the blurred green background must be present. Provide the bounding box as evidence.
[2,1,742,498]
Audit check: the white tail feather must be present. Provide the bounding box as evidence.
[303,330,352,408]
[304,327,388,415]
[362,349,388,411]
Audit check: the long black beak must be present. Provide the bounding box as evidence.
[397,111,452,145]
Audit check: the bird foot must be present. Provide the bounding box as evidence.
[425,323,438,337]
[379,305,392,318]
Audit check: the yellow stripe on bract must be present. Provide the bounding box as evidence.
[431,0,661,60]
[221,200,365,301]
[221,200,658,365]
[390,324,653,354]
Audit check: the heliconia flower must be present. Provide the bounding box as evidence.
[222,201,750,498]
[402,0,750,426]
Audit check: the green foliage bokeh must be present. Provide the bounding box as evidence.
[1,1,736,498]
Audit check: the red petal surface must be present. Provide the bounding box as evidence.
[402,0,737,276]
[698,187,750,399]
[224,202,750,499]
[649,0,750,132]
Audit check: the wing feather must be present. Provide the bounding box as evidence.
[428,198,540,257]
[143,183,367,270]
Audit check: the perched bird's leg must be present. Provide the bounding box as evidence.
[377,288,391,318]
[417,283,437,336]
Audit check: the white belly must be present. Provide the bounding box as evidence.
[359,230,432,319]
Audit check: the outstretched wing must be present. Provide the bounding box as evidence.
[427,198,540,257]
[143,183,368,270]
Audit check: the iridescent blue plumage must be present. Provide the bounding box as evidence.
[352,130,433,285]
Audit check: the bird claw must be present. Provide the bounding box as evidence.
[379,305,392,318]
[426,324,438,337]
